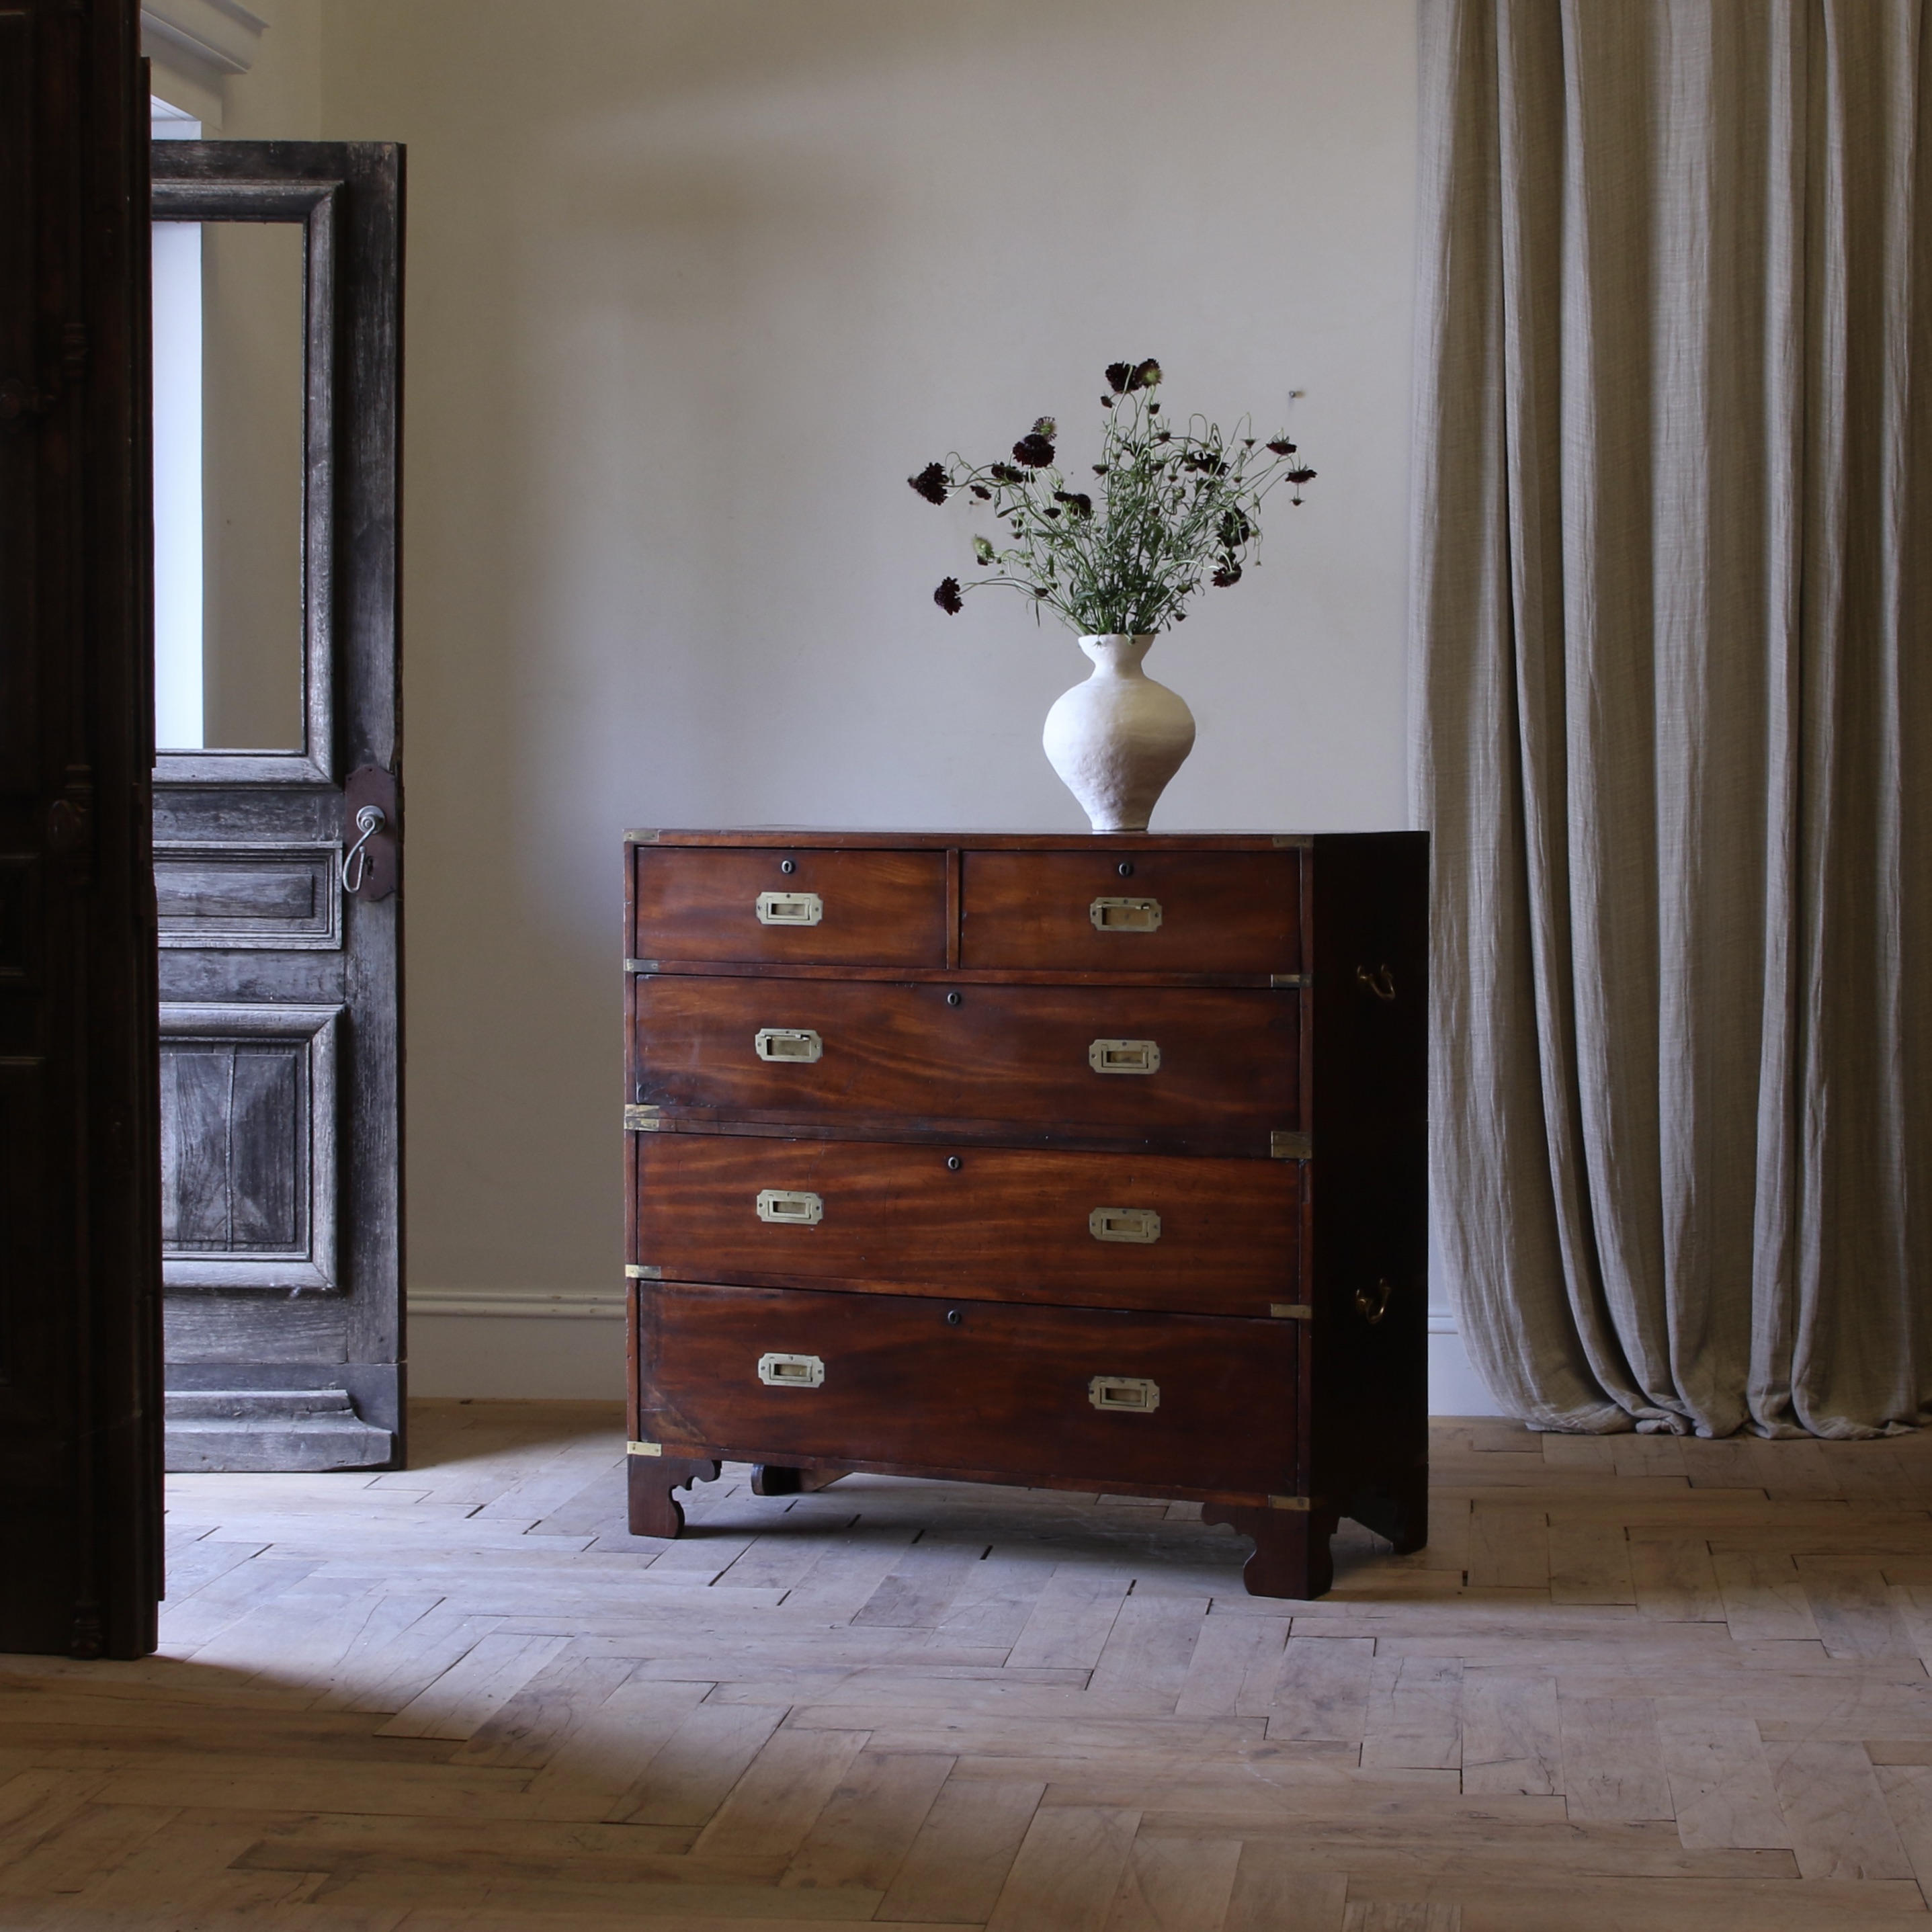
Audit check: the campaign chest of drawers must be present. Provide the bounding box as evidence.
[622,830,1427,1599]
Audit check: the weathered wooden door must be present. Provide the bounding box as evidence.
[149,142,405,1472]
[0,0,164,1656]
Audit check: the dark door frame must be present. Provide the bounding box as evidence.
[0,0,164,1659]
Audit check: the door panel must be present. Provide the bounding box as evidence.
[150,141,404,1472]
[0,0,165,1657]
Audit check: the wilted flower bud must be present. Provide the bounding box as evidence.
[972,536,996,564]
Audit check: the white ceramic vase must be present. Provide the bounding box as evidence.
[1042,634,1196,833]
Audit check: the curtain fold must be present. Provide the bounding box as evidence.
[1414,0,1931,1437]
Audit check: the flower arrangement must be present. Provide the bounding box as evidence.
[909,360,1315,637]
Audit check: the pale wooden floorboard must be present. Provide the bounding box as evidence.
[5,1404,1932,1924]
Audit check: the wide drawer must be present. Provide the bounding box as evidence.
[632,977,1298,1144]
[960,849,1300,974]
[638,1279,1298,1498]
[632,846,947,967]
[635,1134,1299,1316]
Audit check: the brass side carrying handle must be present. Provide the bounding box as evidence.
[753,1027,823,1064]
[1353,1277,1394,1325]
[1357,962,1397,1001]
[757,890,823,927]
[1089,1038,1161,1075]
[1090,896,1163,933]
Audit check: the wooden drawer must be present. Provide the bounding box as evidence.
[632,846,947,967]
[638,1279,1298,1498]
[635,1134,1299,1316]
[960,849,1300,974]
[633,978,1298,1144]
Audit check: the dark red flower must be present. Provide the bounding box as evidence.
[933,577,964,614]
[1012,432,1056,469]
[908,462,949,505]
[1211,562,1243,587]
[990,462,1025,485]
[1053,489,1093,517]
[1286,468,1316,485]
[1105,362,1135,393]
[1266,439,1296,456]
[970,484,992,500]
[1130,358,1163,390]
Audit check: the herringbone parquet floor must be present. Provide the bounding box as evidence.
[7,1402,1932,1930]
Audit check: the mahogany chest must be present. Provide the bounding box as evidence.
[622,830,1427,1598]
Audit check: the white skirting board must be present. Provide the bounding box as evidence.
[409,1288,1507,1415]
[410,1290,626,1399]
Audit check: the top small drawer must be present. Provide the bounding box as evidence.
[634,847,947,967]
[960,849,1301,974]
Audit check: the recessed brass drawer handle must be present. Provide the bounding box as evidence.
[757,890,823,926]
[1357,962,1396,1001]
[1089,1206,1161,1245]
[1090,896,1163,933]
[1089,1375,1160,1414]
[1089,1038,1161,1075]
[758,1351,825,1388]
[1354,1277,1394,1325]
[757,1188,823,1226]
[753,1027,823,1064]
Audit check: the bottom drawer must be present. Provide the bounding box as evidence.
[638,1280,1298,1500]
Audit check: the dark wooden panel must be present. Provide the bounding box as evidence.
[155,842,340,949]
[0,0,164,1658]
[633,978,1298,1140]
[960,849,1301,974]
[639,1280,1298,1498]
[633,847,946,968]
[158,1003,339,1291]
[163,1296,348,1365]
[161,1043,306,1252]
[635,1134,1299,1316]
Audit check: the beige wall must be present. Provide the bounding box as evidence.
[164,0,1496,1404]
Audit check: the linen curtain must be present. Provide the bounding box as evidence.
[1415,0,1931,1437]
